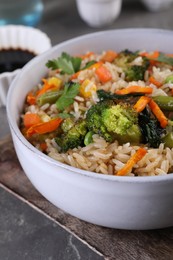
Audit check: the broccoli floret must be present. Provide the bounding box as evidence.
[86,100,138,142]
[55,119,87,152]
[125,65,147,81]
[102,104,138,135]
[114,50,150,81]
[86,100,115,142]
[61,117,75,132]
[114,49,137,69]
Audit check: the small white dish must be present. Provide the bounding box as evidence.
[76,0,122,28]
[141,0,173,12]
[0,25,51,107]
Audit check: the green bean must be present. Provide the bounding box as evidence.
[84,131,93,146]
[162,132,173,148]
[152,96,173,111]
[37,90,63,106]
[116,125,142,145]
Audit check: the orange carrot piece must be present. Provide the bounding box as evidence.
[140,51,159,59]
[70,62,103,80]
[37,78,58,97]
[70,71,81,80]
[149,99,168,128]
[116,86,153,95]
[165,54,173,58]
[23,113,42,128]
[101,50,118,63]
[89,61,103,70]
[116,148,147,176]
[79,51,94,59]
[95,65,112,83]
[133,96,151,113]
[149,76,162,88]
[27,118,63,137]
[40,142,48,152]
[27,91,36,105]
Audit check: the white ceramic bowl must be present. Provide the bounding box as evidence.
[0,25,51,107]
[141,0,173,12]
[7,28,173,230]
[76,0,122,27]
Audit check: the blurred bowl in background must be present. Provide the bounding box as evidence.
[0,25,51,107]
[76,0,122,28]
[141,0,173,12]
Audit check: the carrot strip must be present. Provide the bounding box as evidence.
[133,96,151,113]
[116,148,147,176]
[149,76,162,88]
[101,50,118,63]
[149,99,168,128]
[140,51,159,59]
[79,51,94,59]
[27,118,63,137]
[37,79,56,97]
[116,86,153,95]
[95,65,112,83]
[89,61,103,70]
[27,91,36,105]
[40,142,48,152]
[70,62,103,80]
[23,113,42,128]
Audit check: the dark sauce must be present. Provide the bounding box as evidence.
[0,49,36,73]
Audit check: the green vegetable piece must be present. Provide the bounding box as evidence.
[152,96,173,111]
[115,125,142,145]
[165,75,173,84]
[138,109,163,148]
[56,82,80,111]
[37,90,63,106]
[46,52,82,75]
[125,65,147,81]
[86,100,114,142]
[84,131,93,146]
[55,120,87,152]
[97,89,142,101]
[61,118,75,132]
[156,53,173,66]
[57,113,74,119]
[82,60,96,70]
[102,104,138,135]
[162,132,173,148]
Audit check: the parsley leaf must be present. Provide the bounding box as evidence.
[46,52,82,75]
[156,53,173,66]
[56,82,80,111]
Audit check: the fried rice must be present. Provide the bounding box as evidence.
[21,50,173,176]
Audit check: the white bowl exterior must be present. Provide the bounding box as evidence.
[76,0,122,27]
[141,0,173,11]
[7,29,173,229]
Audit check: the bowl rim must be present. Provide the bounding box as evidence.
[7,27,173,184]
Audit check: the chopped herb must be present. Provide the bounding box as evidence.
[56,82,80,111]
[46,52,82,74]
[82,60,96,70]
[154,53,173,66]
[57,113,74,119]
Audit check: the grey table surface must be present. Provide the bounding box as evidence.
[1,0,173,259]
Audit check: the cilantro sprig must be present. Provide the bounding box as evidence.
[56,82,80,111]
[156,53,173,66]
[46,52,82,75]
